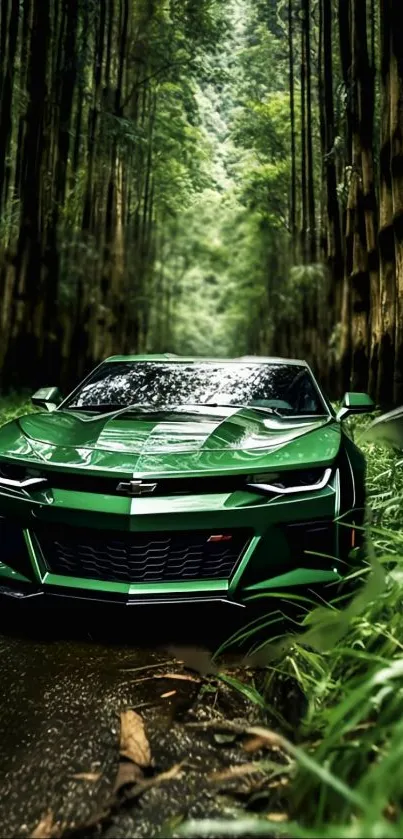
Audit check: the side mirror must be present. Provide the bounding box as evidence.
[31,387,63,412]
[336,392,375,422]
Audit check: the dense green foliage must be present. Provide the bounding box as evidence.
[175,421,403,838]
[276,430,403,837]
[166,0,295,359]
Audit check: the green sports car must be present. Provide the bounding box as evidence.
[0,355,374,615]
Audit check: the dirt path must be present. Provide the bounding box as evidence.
[0,611,289,838]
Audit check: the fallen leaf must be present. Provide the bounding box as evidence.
[123,761,185,799]
[208,762,265,783]
[267,813,289,823]
[30,812,59,839]
[185,720,288,754]
[120,660,176,673]
[113,761,144,794]
[72,772,101,782]
[119,710,151,767]
[245,726,287,751]
[154,673,200,683]
[243,735,270,753]
[185,719,242,731]
[161,690,177,699]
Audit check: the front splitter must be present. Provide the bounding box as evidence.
[0,581,246,610]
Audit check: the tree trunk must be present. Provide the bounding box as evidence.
[377,0,395,406]
[390,0,403,404]
[41,0,79,381]
[317,0,327,262]
[55,0,78,208]
[356,0,379,397]
[303,0,316,262]
[288,0,297,260]
[322,0,343,321]
[14,0,32,201]
[338,0,354,392]
[338,0,353,156]
[82,0,106,233]
[0,0,19,214]
[4,0,50,387]
[300,0,308,263]
[348,0,371,393]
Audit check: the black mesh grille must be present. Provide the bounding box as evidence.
[34,527,252,583]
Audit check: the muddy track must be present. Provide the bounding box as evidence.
[0,609,294,838]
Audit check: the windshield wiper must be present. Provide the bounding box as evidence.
[66,402,243,414]
[181,402,286,417]
[248,405,287,418]
[165,402,287,417]
[65,403,156,413]
[64,401,287,418]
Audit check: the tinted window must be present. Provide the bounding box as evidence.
[64,362,327,416]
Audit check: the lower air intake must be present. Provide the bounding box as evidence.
[34,527,252,583]
[285,520,336,566]
[0,518,34,580]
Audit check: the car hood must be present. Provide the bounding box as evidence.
[0,406,342,476]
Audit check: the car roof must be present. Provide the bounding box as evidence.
[103,354,309,367]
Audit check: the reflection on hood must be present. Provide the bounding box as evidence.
[16,406,333,454]
[0,405,343,476]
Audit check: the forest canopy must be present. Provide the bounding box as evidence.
[0,0,402,406]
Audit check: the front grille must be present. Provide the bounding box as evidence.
[1,466,246,497]
[48,473,246,496]
[34,527,252,583]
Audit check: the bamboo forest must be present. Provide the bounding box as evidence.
[0,0,401,401]
[2,2,403,838]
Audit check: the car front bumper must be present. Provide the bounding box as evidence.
[0,473,351,607]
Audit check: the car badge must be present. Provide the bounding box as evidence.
[117,479,158,497]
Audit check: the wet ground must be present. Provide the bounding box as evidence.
[0,607,291,838]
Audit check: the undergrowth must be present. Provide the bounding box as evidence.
[231,416,403,837]
[287,418,403,837]
[198,416,403,838]
[0,392,36,426]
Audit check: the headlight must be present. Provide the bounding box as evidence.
[247,467,332,495]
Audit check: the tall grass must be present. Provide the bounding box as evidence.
[257,422,403,836]
[205,418,403,838]
[283,426,403,836]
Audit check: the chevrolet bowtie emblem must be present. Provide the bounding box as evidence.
[117,479,158,497]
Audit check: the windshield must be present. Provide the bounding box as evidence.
[63,362,328,417]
